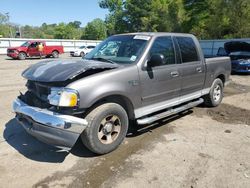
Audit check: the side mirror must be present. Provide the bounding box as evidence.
[147,54,164,67]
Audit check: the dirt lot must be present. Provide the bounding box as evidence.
[0,54,249,188]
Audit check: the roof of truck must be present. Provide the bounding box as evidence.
[115,32,195,37]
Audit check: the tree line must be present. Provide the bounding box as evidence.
[0,12,107,40]
[0,0,249,40]
[100,0,250,39]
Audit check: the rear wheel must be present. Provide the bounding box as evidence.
[203,78,223,107]
[52,51,59,58]
[18,52,26,60]
[81,103,128,154]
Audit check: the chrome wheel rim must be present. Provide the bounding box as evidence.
[98,115,121,144]
[53,52,58,58]
[213,85,221,102]
[19,53,25,59]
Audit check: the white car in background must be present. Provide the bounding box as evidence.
[70,45,96,57]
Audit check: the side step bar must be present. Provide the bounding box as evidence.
[137,98,204,125]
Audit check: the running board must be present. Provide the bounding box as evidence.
[137,98,204,125]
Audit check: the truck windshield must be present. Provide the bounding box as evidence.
[21,42,30,47]
[84,35,150,64]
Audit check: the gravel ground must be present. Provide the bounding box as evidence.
[0,54,249,188]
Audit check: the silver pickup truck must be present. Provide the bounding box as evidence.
[13,33,231,154]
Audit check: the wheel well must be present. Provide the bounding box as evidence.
[52,50,59,53]
[216,74,225,86]
[91,95,135,120]
[19,51,27,55]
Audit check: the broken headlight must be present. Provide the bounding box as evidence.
[48,88,79,107]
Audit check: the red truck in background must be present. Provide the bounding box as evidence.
[7,41,64,60]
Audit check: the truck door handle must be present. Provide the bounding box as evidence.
[196,67,202,73]
[171,71,179,77]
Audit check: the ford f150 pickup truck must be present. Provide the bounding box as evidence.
[7,41,64,60]
[12,33,231,154]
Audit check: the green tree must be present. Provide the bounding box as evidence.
[83,18,107,40]
[226,0,250,38]
[99,0,126,35]
[0,13,8,24]
[182,0,210,32]
[0,12,13,37]
[69,21,82,29]
[183,0,250,39]
[100,0,185,34]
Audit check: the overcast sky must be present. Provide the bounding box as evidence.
[0,0,108,26]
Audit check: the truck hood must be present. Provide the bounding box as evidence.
[22,59,120,82]
[7,46,27,51]
[224,41,250,54]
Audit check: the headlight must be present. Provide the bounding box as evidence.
[48,88,79,107]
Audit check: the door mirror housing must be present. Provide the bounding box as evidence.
[147,54,164,67]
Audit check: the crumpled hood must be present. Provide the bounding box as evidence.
[22,59,120,82]
[224,41,250,54]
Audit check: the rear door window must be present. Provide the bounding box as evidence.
[176,37,199,63]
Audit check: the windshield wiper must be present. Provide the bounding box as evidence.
[91,57,116,64]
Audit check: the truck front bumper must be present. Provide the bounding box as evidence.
[7,52,18,59]
[12,98,88,149]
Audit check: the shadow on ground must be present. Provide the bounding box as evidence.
[3,110,193,162]
[4,57,55,61]
[3,119,96,163]
[3,119,69,162]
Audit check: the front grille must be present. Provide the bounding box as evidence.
[26,80,51,102]
[8,49,14,53]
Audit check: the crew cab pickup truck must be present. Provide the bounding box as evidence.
[7,41,64,60]
[12,33,231,154]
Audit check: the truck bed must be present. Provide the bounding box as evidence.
[204,56,231,88]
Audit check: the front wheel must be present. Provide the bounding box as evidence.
[81,103,128,154]
[203,78,224,107]
[18,52,26,60]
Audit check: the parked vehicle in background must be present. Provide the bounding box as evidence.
[7,41,64,60]
[13,32,231,154]
[70,45,96,57]
[224,41,250,73]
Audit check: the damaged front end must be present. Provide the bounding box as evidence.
[13,59,119,149]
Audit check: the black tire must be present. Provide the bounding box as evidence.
[81,103,129,154]
[203,78,224,107]
[80,52,85,57]
[52,50,59,58]
[18,52,26,60]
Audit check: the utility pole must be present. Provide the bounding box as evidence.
[5,12,13,38]
[19,26,22,38]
